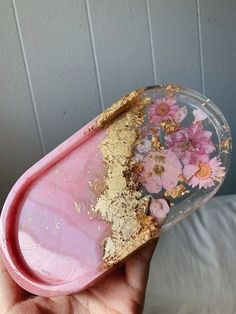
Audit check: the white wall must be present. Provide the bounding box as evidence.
[0,0,235,206]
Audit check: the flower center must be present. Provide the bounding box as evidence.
[153,164,165,176]
[180,140,192,151]
[156,103,170,116]
[195,163,212,180]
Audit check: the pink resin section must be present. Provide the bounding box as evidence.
[18,130,108,281]
[0,126,111,296]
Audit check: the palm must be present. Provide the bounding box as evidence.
[0,241,157,314]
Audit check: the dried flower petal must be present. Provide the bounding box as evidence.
[149,198,170,226]
[193,109,207,122]
[184,157,225,189]
[140,149,182,193]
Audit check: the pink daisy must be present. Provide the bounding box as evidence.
[148,97,187,124]
[140,149,182,194]
[149,198,170,226]
[183,157,225,189]
[165,122,215,165]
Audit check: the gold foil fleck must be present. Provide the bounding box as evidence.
[178,174,187,182]
[220,138,232,152]
[164,184,189,199]
[74,201,81,213]
[166,84,181,96]
[92,91,159,267]
[160,120,180,134]
[131,160,144,174]
[151,136,162,151]
[89,175,107,198]
[89,89,146,132]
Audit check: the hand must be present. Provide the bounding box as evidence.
[0,240,157,314]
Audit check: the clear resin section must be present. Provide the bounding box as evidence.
[135,85,232,232]
[86,84,231,266]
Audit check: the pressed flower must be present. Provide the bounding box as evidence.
[149,198,170,225]
[175,106,188,123]
[135,139,151,154]
[134,138,152,161]
[140,149,182,194]
[165,122,215,165]
[193,108,207,122]
[183,157,225,189]
[148,97,186,124]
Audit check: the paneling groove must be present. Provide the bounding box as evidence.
[12,0,46,155]
[146,0,157,84]
[196,0,206,94]
[85,0,105,111]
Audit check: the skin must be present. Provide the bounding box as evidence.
[0,240,157,314]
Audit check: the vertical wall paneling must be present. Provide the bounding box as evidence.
[149,0,202,90]
[85,0,105,110]
[196,0,205,94]
[0,2,42,206]
[199,0,236,194]
[146,0,158,85]
[0,1,235,197]
[88,0,155,106]
[14,0,102,152]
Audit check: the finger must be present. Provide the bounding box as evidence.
[0,257,27,313]
[125,239,158,295]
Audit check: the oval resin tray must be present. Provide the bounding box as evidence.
[0,85,232,296]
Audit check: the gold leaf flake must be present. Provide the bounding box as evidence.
[92,91,159,267]
[86,89,147,133]
[164,184,189,199]
[151,136,162,151]
[160,120,180,134]
[166,84,181,96]
[220,138,232,152]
